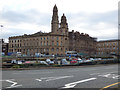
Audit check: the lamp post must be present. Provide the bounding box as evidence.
[0,25,3,39]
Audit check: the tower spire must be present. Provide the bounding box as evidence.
[60,13,67,25]
[51,5,59,33]
[60,13,68,35]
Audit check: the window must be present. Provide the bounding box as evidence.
[113,47,115,49]
[44,41,46,45]
[44,37,46,40]
[57,41,59,46]
[52,41,54,46]
[47,48,49,51]
[65,38,67,40]
[43,49,46,52]
[41,41,42,46]
[41,37,42,40]
[57,37,59,40]
[113,43,115,45]
[47,41,48,46]
[61,41,62,46]
[65,30,67,32]
[41,48,43,52]
[56,48,59,52]
[52,48,54,51]
[106,43,109,46]
[47,37,49,40]
[52,37,54,40]
[66,48,67,51]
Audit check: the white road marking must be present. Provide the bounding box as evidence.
[90,71,118,76]
[36,79,42,82]
[40,77,57,79]
[98,74,120,79]
[5,80,22,88]
[90,71,119,79]
[46,76,74,81]
[36,75,74,82]
[1,79,22,88]
[62,78,97,88]
[0,79,14,81]
[6,84,22,88]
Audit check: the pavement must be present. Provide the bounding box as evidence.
[1,64,120,89]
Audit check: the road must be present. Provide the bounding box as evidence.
[1,64,120,89]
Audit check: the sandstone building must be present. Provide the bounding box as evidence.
[8,5,96,56]
[96,39,120,56]
[69,30,97,56]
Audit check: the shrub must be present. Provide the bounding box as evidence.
[12,65,20,68]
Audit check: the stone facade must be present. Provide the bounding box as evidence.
[96,39,120,56]
[21,33,69,55]
[8,5,96,56]
[8,36,22,53]
[69,30,97,56]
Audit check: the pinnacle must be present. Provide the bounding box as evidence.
[53,4,58,11]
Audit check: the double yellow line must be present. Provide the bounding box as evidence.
[100,82,120,90]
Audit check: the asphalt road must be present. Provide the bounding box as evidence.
[1,64,120,89]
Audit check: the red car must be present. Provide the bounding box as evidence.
[70,58,78,63]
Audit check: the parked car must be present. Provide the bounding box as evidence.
[78,58,83,63]
[70,58,78,64]
[46,59,51,63]
[84,59,92,63]
[39,61,48,65]
[11,60,17,64]
[61,59,68,65]
[49,61,54,65]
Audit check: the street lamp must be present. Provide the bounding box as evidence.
[0,25,3,39]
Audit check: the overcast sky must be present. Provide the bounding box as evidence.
[0,0,119,42]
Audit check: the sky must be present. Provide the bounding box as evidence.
[0,0,119,42]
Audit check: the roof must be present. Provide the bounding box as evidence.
[98,39,120,42]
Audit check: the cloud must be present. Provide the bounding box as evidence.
[0,0,118,42]
[66,10,118,41]
[0,9,51,25]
